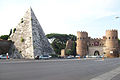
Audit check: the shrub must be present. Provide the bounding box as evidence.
[66,49,72,56]
[21,37,24,42]
[19,51,22,53]
[13,28,16,33]
[50,54,58,58]
[21,18,24,23]
[118,39,120,44]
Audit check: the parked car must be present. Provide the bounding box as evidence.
[35,55,39,60]
[98,55,103,58]
[0,55,9,59]
[39,55,51,59]
[85,55,89,58]
[67,55,74,59]
[75,55,81,58]
[35,55,51,60]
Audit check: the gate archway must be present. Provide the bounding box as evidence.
[94,50,100,56]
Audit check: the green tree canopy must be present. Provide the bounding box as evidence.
[0,29,13,40]
[118,39,120,44]
[0,35,9,40]
[46,33,76,55]
[66,49,73,56]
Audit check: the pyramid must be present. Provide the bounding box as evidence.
[10,7,55,59]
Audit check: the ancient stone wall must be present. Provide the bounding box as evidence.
[88,38,105,56]
[88,46,104,56]
[61,49,65,57]
[0,40,12,55]
[65,39,73,50]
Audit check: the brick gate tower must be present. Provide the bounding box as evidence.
[76,31,88,57]
[104,30,119,57]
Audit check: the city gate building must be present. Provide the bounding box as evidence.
[76,30,119,58]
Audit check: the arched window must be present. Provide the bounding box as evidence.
[112,37,114,39]
[80,37,82,40]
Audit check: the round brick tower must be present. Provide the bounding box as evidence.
[105,29,119,57]
[76,31,88,57]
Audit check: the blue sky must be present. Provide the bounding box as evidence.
[0,0,120,38]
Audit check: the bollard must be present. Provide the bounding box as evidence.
[102,56,104,60]
[7,56,8,59]
[6,53,8,59]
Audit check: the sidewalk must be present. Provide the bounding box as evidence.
[90,66,120,80]
[111,73,120,80]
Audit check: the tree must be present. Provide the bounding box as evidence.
[9,29,12,37]
[66,49,72,56]
[0,29,13,40]
[46,33,76,55]
[68,34,77,41]
[118,39,120,44]
[0,35,9,40]
[71,41,76,56]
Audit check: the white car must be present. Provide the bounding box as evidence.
[75,55,80,58]
[67,55,74,59]
[39,55,51,60]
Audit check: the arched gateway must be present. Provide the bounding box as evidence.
[94,50,100,56]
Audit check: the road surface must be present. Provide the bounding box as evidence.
[0,58,120,80]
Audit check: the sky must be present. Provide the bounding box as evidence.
[0,0,120,38]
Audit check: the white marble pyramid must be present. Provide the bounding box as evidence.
[10,7,55,59]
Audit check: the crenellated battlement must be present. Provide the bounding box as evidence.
[90,38,102,40]
[106,29,118,33]
[77,31,88,35]
[105,29,118,38]
[77,31,88,38]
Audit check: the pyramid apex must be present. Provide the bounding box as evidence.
[29,6,33,11]
[26,6,33,13]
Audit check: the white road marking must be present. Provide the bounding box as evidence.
[90,66,120,80]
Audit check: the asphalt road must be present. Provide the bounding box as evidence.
[0,58,120,80]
